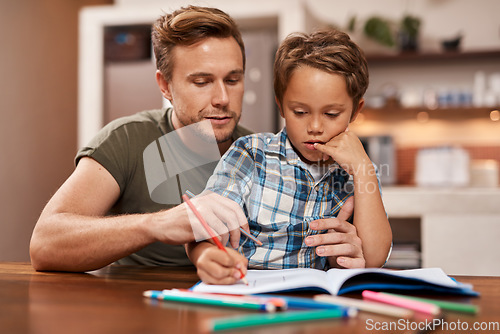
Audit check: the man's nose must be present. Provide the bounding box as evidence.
[212,81,229,108]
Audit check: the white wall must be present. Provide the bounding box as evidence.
[306,0,500,52]
[114,0,500,51]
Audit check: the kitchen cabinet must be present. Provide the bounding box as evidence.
[383,186,500,276]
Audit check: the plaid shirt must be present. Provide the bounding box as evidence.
[206,128,366,270]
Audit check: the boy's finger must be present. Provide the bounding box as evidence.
[199,269,240,285]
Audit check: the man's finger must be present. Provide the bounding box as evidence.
[309,218,357,234]
[337,196,354,222]
[316,243,361,258]
[202,191,248,231]
[336,256,366,269]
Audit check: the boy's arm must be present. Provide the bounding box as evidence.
[314,131,392,268]
[186,241,248,285]
[351,163,392,267]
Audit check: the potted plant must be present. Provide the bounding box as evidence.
[363,16,395,48]
[399,15,421,52]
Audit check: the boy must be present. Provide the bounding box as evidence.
[186,29,392,284]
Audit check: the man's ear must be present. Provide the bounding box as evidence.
[275,96,284,118]
[156,70,172,101]
[350,98,364,123]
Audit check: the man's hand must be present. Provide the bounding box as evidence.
[186,191,249,249]
[305,196,365,268]
[193,242,248,285]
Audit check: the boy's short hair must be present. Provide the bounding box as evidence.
[274,28,369,112]
[152,5,245,82]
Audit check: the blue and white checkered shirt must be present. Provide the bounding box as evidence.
[206,128,363,270]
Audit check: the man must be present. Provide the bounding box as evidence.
[30,6,365,272]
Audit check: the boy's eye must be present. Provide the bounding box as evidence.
[326,112,340,118]
[293,109,307,115]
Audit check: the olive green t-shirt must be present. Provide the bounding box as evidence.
[76,108,252,266]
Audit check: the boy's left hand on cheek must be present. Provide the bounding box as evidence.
[314,131,371,175]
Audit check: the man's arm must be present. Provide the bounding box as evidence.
[29,157,193,272]
[306,196,366,268]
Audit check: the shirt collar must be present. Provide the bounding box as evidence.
[266,128,301,165]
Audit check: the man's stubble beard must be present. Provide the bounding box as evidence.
[178,110,241,144]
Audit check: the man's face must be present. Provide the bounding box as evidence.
[160,37,244,144]
[280,65,358,164]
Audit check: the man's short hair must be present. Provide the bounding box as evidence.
[273,28,369,112]
[152,5,245,82]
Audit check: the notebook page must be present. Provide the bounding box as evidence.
[192,268,332,295]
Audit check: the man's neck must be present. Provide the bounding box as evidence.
[217,140,233,156]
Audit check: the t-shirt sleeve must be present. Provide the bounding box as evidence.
[75,122,133,194]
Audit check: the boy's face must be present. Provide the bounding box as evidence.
[157,37,244,145]
[279,65,361,164]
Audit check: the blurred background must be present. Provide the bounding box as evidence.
[1,0,499,274]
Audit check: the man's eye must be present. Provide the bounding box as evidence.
[326,113,340,118]
[225,77,241,85]
[193,81,208,86]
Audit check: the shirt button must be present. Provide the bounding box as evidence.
[315,185,320,191]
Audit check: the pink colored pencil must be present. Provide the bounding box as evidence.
[362,290,441,315]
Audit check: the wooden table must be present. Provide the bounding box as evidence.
[1,262,499,334]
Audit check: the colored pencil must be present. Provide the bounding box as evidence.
[315,294,414,318]
[206,308,356,331]
[182,194,248,285]
[362,290,441,315]
[143,290,276,312]
[256,294,355,312]
[185,190,262,246]
[238,227,263,246]
[383,292,479,314]
[163,289,288,311]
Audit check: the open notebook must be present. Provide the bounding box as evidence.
[191,267,478,296]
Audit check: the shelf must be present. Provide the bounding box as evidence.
[359,106,500,122]
[366,49,500,64]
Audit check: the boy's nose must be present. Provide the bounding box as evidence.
[307,115,323,133]
[212,81,229,108]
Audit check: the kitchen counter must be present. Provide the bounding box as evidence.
[381,186,500,276]
[382,186,500,217]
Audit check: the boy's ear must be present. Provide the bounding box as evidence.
[350,98,365,123]
[275,96,285,118]
[156,70,173,101]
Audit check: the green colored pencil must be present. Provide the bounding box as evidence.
[383,292,479,314]
[143,290,276,312]
[207,308,356,332]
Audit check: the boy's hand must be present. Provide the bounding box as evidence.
[314,130,371,176]
[195,245,248,285]
[305,196,366,268]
